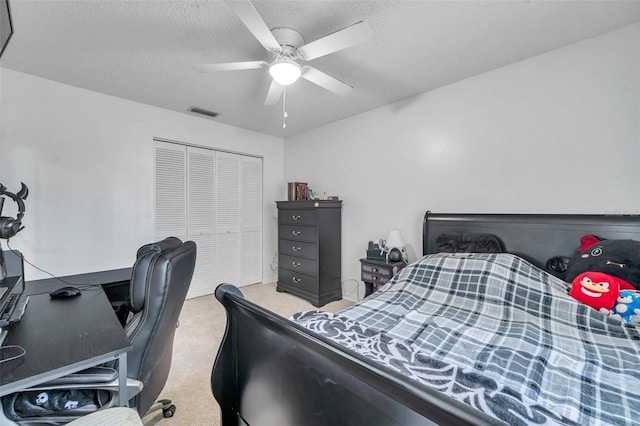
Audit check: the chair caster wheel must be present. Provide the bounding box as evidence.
[163,404,176,418]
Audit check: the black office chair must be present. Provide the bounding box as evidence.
[1,237,197,425]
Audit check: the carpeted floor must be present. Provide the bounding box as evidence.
[143,282,354,425]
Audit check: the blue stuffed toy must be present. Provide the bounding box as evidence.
[610,290,640,324]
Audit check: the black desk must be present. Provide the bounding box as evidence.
[0,286,132,406]
[26,268,132,301]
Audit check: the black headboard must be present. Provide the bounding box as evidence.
[423,212,640,269]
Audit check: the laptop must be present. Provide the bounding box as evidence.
[0,276,29,328]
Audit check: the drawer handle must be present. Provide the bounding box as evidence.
[372,267,378,272]
[292,230,301,236]
[292,246,301,252]
[292,261,301,267]
[292,215,301,220]
[292,277,302,283]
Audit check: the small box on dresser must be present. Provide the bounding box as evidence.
[276,200,342,307]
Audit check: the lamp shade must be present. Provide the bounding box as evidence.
[386,229,405,248]
[269,58,302,86]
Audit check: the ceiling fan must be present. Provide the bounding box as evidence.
[194,0,372,106]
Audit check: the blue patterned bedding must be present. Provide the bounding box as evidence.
[292,253,640,425]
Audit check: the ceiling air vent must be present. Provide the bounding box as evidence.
[188,107,219,119]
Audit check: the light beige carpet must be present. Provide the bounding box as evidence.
[143,282,354,425]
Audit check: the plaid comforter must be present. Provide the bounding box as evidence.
[293,253,640,425]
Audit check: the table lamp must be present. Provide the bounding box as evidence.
[385,229,407,262]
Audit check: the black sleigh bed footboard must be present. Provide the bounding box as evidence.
[211,284,501,426]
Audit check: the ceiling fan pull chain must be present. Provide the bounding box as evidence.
[283,87,287,128]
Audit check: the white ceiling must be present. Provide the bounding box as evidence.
[2,0,640,138]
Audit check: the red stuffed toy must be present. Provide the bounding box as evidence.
[569,271,634,312]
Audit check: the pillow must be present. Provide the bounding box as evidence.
[435,232,505,254]
[565,239,640,290]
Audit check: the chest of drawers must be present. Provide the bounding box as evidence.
[276,200,342,307]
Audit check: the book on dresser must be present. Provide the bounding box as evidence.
[287,182,309,201]
[276,200,342,307]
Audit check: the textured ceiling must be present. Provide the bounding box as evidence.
[2,1,640,138]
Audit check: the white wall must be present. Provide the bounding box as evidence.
[0,69,284,283]
[285,23,640,301]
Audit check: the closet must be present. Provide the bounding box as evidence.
[154,140,262,298]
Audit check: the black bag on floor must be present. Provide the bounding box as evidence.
[2,389,110,420]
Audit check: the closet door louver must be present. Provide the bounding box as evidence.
[186,147,216,298]
[154,142,186,241]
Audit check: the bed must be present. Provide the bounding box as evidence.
[212,212,640,426]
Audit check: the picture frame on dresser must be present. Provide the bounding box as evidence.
[276,200,342,307]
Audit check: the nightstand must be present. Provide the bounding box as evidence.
[359,258,406,297]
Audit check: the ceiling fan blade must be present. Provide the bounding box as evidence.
[194,61,267,72]
[225,0,281,52]
[301,66,353,97]
[264,80,284,105]
[298,21,371,61]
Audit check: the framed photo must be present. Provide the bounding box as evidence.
[0,0,13,59]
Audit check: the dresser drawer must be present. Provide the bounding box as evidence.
[279,239,317,260]
[361,263,395,277]
[279,254,317,277]
[279,269,319,294]
[278,209,318,225]
[279,225,317,243]
[361,272,391,285]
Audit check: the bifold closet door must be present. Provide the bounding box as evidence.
[215,152,241,286]
[155,142,216,299]
[154,142,187,243]
[216,152,263,287]
[240,155,262,285]
[155,140,263,296]
[186,147,216,298]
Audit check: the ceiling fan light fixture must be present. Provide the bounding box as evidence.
[269,58,301,86]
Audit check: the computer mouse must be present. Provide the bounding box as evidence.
[49,286,82,299]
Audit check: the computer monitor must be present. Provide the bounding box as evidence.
[1,248,23,279]
[0,248,24,291]
[0,0,13,59]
